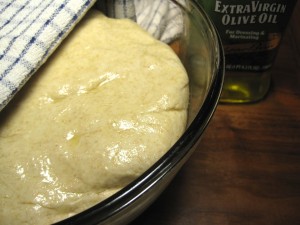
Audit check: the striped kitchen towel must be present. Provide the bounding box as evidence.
[0,0,96,111]
[97,0,185,43]
[0,0,184,111]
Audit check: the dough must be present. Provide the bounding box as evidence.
[0,10,189,225]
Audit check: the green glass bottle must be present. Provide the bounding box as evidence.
[196,0,297,103]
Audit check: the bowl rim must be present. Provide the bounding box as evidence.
[55,1,225,224]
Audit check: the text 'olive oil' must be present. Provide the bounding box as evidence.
[196,0,297,103]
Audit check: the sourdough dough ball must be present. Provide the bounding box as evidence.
[0,10,189,225]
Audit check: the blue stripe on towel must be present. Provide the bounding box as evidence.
[0,0,14,15]
[0,0,53,81]
[0,0,30,31]
[0,0,96,111]
[0,1,39,39]
[39,0,93,66]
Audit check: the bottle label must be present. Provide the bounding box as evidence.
[197,0,296,72]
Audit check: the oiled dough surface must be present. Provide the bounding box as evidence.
[0,10,189,225]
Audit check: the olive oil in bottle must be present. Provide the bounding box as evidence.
[196,0,297,103]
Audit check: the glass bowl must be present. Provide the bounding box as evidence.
[55,0,224,224]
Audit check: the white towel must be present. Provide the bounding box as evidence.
[97,0,185,43]
[0,0,184,111]
[0,0,96,111]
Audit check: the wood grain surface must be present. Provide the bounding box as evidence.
[130,1,300,225]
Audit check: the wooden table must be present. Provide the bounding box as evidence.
[130,2,300,225]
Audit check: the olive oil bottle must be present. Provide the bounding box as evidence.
[196,0,297,103]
